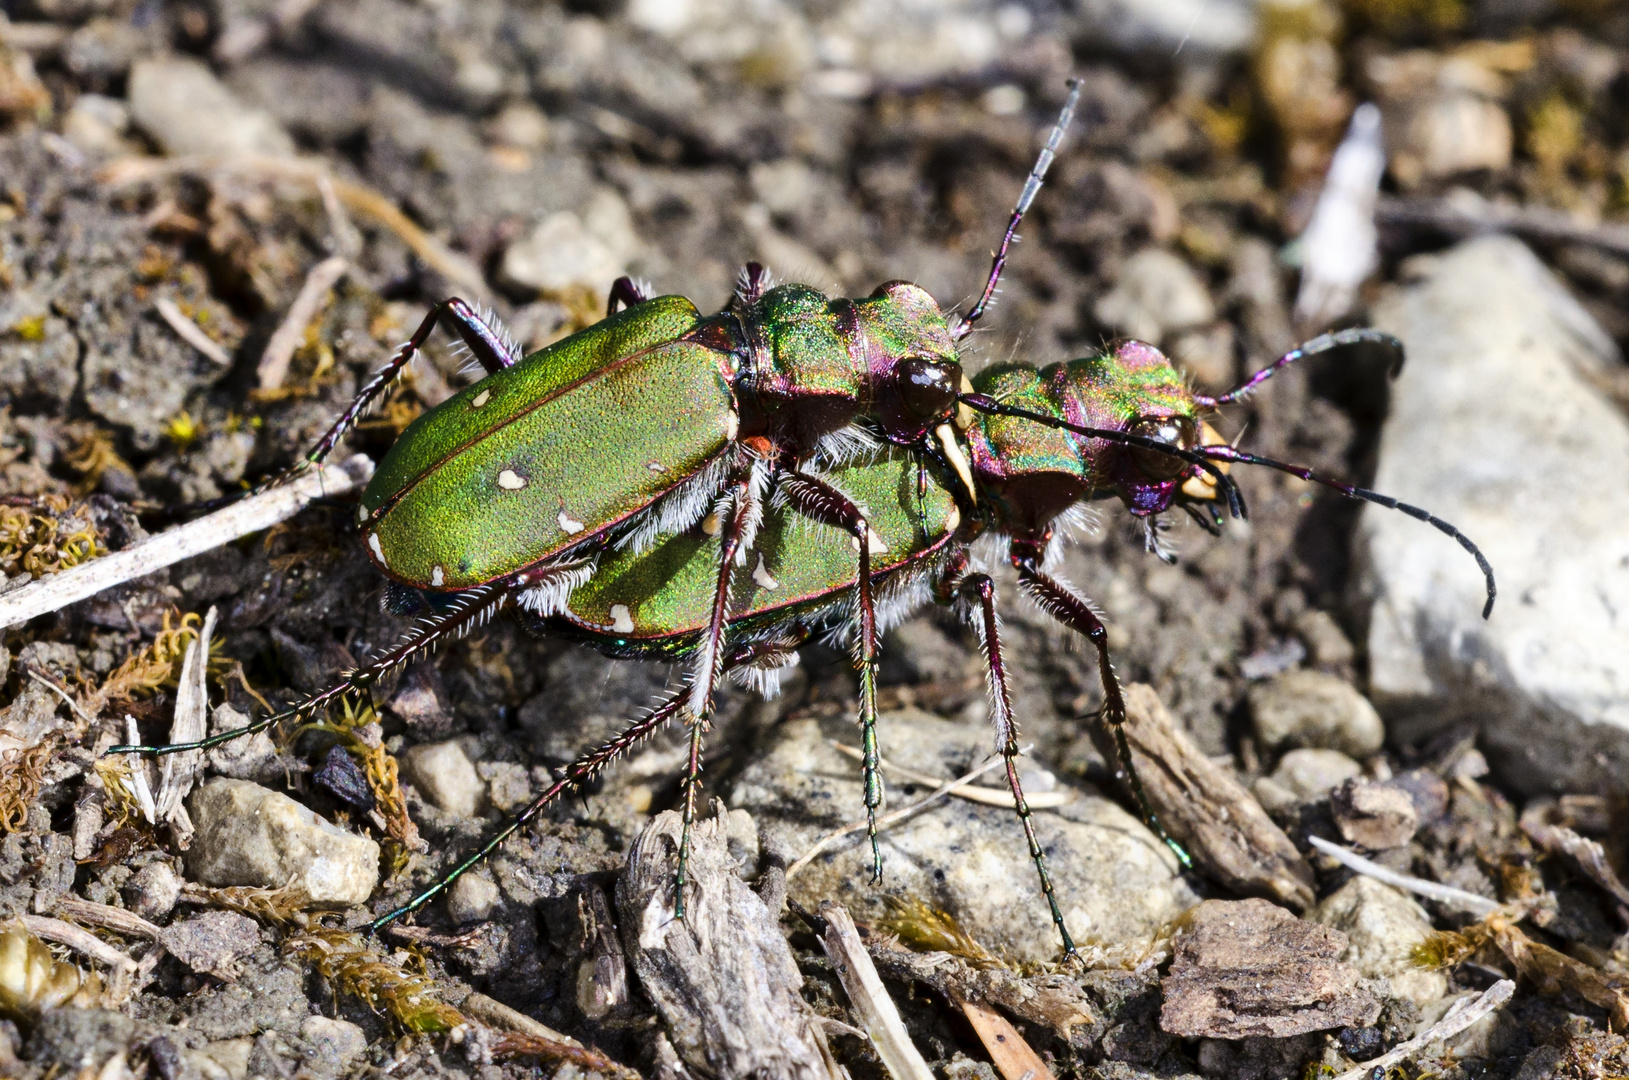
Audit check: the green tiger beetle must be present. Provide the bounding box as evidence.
[112,82,1497,956]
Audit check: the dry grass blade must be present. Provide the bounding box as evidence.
[1307,835,1502,916]
[829,741,1073,809]
[819,901,935,1080]
[787,749,1018,880]
[954,995,1055,1080]
[153,297,233,368]
[155,605,216,841]
[257,256,348,391]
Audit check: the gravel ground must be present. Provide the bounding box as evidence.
[2,0,1629,1078]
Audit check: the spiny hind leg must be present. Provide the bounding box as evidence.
[947,564,1077,960]
[607,277,650,316]
[370,684,690,932]
[106,565,584,757]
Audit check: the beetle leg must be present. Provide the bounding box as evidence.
[950,565,1078,961]
[1008,541,1192,870]
[606,276,649,316]
[109,575,527,757]
[368,684,690,932]
[257,298,513,498]
[776,470,886,884]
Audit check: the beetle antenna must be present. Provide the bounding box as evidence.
[957,393,1248,520]
[1193,328,1404,408]
[951,78,1084,341]
[1201,444,1495,618]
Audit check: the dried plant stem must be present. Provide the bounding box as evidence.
[154,298,233,368]
[828,740,1072,809]
[818,902,935,1080]
[787,750,1019,880]
[257,257,349,390]
[1307,835,1502,916]
[954,993,1054,1080]
[1328,980,1514,1080]
[461,992,583,1048]
[52,897,162,941]
[0,455,373,630]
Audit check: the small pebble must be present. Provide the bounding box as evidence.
[128,57,295,158]
[123,860,181,921]
[402,740,483,819]
[300,1016,367,1074]
[186,779,379,906]
[313,745,375,812]
[159,910,261,981]
[1331,779,1419,850]
[1249,670,1385,757]
[1092,248,1216,345]
[1258,748,1365,808]
[1313,876,1447,1008]
[446,873,500,924]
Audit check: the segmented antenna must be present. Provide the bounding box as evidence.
[957,394,1248,520]
[952,79,1085,340]
[1193,328,1403,408]
[1200,444,1496,618]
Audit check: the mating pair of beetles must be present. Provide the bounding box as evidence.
[117,81,1495,958]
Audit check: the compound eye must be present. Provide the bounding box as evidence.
[1127,415,1195,481]
[898,357,962,419]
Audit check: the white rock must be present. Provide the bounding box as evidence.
[128,57,295,158]
[446,873,500,924]
[499,189,638,299]
[186,779,379,906]
[1367,52,1513,188]
[401,740,483,819]
[1249,670,1385,757]
[1093,248,1216,345]
[731,709,1198,964]
[1362,236,1629,795]
[1312,876,1447,1008]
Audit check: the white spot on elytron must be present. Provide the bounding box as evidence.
[944,506,961,533]
[356,504,369,525]
[701,512,721,536]
[725,410,740,441]
[471,389,491,408]
[609,604,634,634]
[752,554,778,590]
[367,532,385,564]
[558,509,585,534]
[431,565,444,586]
[647,461,667,473]
[497,469,527,490]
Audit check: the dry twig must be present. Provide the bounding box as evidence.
[829,740,1073,809]
[1328,980,1514,1080]
[0,454,373,629]
[1308,835,1502,916]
